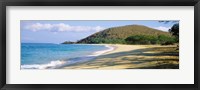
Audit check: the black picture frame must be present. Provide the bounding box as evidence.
[0,0,199,90]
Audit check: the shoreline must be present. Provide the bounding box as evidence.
[21,44,117,69]
[63,44,179,69]
[21,44,179,69]
[87,44,117,56]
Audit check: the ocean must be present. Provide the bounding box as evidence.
[21,43,114,69]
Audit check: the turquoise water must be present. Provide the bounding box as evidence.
[21,43,112,69]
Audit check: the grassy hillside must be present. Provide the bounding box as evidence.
[74,25,175,44]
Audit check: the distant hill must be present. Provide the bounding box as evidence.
[75,25,171,44]
[62,41,76,44]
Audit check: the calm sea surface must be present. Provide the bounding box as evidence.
[21,43,112,69]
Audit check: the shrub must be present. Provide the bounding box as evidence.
[125,35,176,45]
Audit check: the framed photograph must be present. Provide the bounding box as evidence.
[0,0,199,90]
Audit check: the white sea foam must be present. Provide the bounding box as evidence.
[21,60,67,69]
[21,45,115,69]
[88,45,115,56]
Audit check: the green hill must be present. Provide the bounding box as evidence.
[75,25,175,44]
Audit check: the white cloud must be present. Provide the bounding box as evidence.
[24,23,105,32]
[153,26,171,32]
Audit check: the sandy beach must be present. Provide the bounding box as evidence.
[63,44,179,69]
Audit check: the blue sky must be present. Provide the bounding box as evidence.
[21,20,178,43]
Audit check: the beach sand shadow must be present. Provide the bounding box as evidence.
[64,46,179,69]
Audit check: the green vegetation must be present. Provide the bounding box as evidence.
[78,38,126,44]
[169,23,179,40]
[62,41,75,44]
[125,35,177,45]
[63,24,178,45]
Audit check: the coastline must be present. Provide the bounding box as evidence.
[21,44,117,69]
[87,44,116,56]
[63,44,179,69]
[21,44,179,69]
